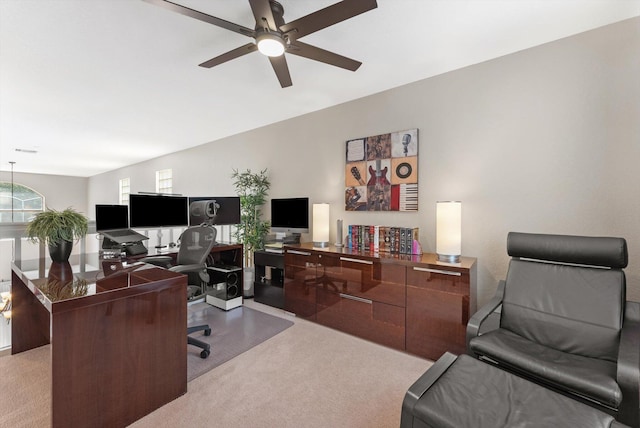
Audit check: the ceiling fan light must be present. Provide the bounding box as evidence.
[256,33,285,57]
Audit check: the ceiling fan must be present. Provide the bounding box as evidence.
[143,0,378,88]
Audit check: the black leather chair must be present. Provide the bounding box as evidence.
[467,232,640,427]
[401,352,631,428]
[142,224,217,358]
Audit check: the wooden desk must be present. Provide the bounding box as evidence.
[11,254,187,428]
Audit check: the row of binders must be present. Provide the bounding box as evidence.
[347,225,421,255]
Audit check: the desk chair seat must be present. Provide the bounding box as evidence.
[142,224,218,359]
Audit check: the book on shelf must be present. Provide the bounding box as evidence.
[346,224,421,255]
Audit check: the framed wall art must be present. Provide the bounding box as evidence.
[345,128,418,211]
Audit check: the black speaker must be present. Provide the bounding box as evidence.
[208,265,242,300]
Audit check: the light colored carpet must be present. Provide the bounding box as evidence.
[0,301,432,427]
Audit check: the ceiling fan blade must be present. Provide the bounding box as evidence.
[199,43,258,68]
[287,41,361,71]
[249,0,279,31]
[280,0,377,40]
[143,0,255,37]
[268,55,293,88]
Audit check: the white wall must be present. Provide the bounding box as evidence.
[0,171,88,214]
[85,17,639,306]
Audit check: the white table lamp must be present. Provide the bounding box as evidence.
[313,203,330,248]
[436,201,462,263]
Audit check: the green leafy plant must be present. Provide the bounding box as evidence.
[26,208,89,246]
[231,168,271,267]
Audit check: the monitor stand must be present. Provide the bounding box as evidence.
[155,230,167,249]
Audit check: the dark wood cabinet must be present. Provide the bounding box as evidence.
[283,249,320,320]
[314,252,406,351]
[406,264,475,359]
[284,244,476,361]
[254,250,285,308]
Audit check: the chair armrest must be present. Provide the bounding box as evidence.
[169,263,206,274]
[617,301,640,427]
[139,255,173,268]
[466,280,505,355]
[400,352,458,428]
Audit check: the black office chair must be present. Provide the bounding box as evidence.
[142,224,218,359]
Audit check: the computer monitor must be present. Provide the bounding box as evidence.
[95,204,129,232]
[188,196,241,226]
[129,194,189,228]
[270,197,309,234]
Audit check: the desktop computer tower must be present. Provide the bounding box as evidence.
[205,265,243,311]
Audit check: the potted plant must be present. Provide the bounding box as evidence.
[231,168,270,297]
[26,207,89,262]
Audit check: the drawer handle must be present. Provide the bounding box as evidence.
[339,293,373,304]
[286,250,311,256]
[413,267,461,276]
[339,257,373,265]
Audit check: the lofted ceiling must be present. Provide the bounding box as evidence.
[1,0,638,177]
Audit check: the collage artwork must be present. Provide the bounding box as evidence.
[345,129,418,211]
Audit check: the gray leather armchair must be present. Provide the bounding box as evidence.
[467,232,640,427]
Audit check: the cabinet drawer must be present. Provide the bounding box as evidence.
[406,265,469,295]
[405,286,469,360]
[284,249,319,268]
[283,264,317,320]
[254,251,284,269]
[317,255,406,307]
[316,288,405,351]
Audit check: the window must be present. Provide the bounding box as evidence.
[0,182,44,223]
[156,169,173,194]
[119,177,130,205]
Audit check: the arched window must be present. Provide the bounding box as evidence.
[0,182,44,223]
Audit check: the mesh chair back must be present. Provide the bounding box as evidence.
[176,225,217,265]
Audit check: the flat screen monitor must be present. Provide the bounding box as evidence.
[188,196,241,226]
[129,194,189,228]
[270,197,309,234]
[95,204,129,232]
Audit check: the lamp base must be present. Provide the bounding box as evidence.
[314,241,329,248]
[437,253,460,263]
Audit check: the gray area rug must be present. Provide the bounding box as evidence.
[187,302,293,382]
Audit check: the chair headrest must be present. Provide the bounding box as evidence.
[507,232,628,269]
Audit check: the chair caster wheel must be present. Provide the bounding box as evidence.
[200,350,210,359]
[204,328,212,336]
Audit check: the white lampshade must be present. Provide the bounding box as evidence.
[313,203,330,248]
[436,201,462,263]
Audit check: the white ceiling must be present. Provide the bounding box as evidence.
[1,0,638,177]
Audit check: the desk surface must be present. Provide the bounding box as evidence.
[12,253,184,312]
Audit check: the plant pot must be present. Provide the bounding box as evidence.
[48,240,73,263]
[243,267,255,298]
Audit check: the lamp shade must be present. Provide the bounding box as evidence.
[313,203,330,248]
[436,201,461,262]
